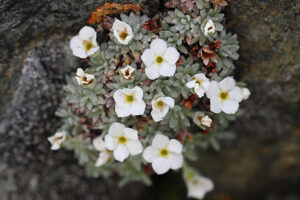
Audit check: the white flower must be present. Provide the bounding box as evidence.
[206,77,244,114]
[141,38,180,80]
[70,26,99,58]
[48,131,67,150]
[113,86,146,117]
[112,19,133,45]
[142,134,183,175]
[203,19,216,36]
[151,96,175,122]
[104,122,143,162]
[241,87,251,100]
[75,68,95,85]
[187,174,214,199]
[186,73,210,98]
[120,65,135,80]
[200,115,212,127]
[93,137,111,167]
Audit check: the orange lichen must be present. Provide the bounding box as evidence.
[87,3,142,24]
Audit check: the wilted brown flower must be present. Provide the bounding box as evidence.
[176,57,183,67]
[180,0,194,12]
[200,120,216,134]
[100,16,114,30]
[190,43,201,60]
[175,130,193,143]
[203,62,217,74]
[199,40,222,65]
[142,15,161,33]
[184,94,197,109]
[164,0,180,8]
[199,45,218,66]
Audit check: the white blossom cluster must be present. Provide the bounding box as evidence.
[49,1,250,199]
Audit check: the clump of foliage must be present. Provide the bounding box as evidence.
[49,0,250,199]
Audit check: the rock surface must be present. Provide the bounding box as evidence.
[0,0,299,200]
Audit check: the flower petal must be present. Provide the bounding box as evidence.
[76,68,85,77]
[124,128,138,141]
[206,81,220,98]
[113,145,129,162]
[145,63,160,80]
[93,137,106,151]
[143,146,157,162]
[163,47,180,65]
[133,86,144,101]
[70,36,84,49]
[87,46,99,56]
[229,86,243,103]
[168,153,183,170]
[108,122,125,137]
[222,100,239,114]
[219,77,235,92]
[210,97,222,113]
[115,105,130,117]
[241,87,251,100]
[195,88,205,98]
[150,39,167,55]
[126,140,143,155]
[152,157,170,175]
[141,49,156,67]
[50,143,60,150]
[112,19,124,31]
[79,26,96,41]
[167,139,182,154]
[162,97,175,108]
[194,73,207,81]
[151,110,163,122]
[152,134,169,149]
[95,151,110,167]
[187,186,206,199]
[159,63,176,77]
[104,135,117,150]
[186,80,196,89]
[202,80,210,91]
[85,73,95,81]
[129,102,145,116]
[75,77,83,85]
[72,47,87,58]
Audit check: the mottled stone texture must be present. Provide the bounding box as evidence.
[0,0,299,200]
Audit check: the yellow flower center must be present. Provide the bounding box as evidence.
[82,76,87,82]
[219,91,229,101]
[192,180,199,185]
[117,135,128,144]
[84,40,94,52]
[53,136,63,142]
[159,148,170,158]
[125,94,135,103]
[187,172,195,180]
[119,29,128,41]
[155,100,165,109]
[155,56,164,65]
[195,80,202,87]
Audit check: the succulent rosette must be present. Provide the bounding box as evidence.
[49,0,250,199]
